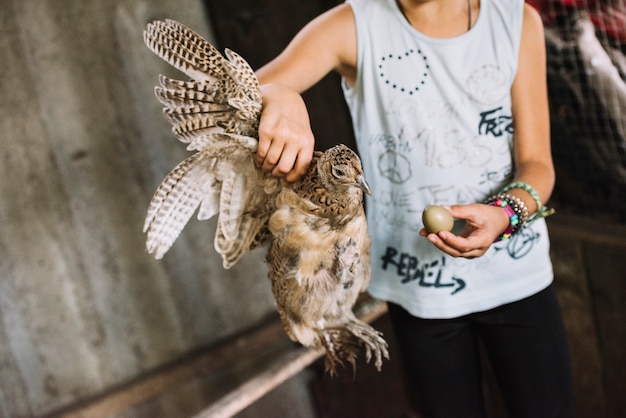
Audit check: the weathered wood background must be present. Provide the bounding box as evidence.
[1,0,624,417]
[0,1,280,416]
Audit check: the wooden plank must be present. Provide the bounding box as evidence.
[50,298,387,418]
[547,212,626,416]
[195,345,321,418]
[49,317,288,418]
[195,297,387,418]
[549,232,607,417]
[582,244,626,418]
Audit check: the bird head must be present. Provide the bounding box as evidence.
[318,144,372,195]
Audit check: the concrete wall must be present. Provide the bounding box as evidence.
[0,1,277,416]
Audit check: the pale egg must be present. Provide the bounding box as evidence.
[422,205,454,233]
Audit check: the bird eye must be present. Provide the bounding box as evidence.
[332,167,346,178]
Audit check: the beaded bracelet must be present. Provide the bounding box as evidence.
[485,194,527,241]
[500,181,555,223]
[485,193,529,223]
[487,198,520,241]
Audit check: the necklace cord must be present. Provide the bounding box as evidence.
[395,0,474,33]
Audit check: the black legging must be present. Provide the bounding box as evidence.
[387,285,575,418]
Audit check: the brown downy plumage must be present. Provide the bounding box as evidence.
[142,19,388,374]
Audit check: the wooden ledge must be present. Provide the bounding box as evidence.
[197,296,387,418]
[51,297,388,418]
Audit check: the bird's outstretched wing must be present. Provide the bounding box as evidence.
[142,19,276,267]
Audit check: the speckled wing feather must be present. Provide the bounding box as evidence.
[143,18,225,82]
[142,19,272,267]
[144,19,261,148]
[143,152,217,259]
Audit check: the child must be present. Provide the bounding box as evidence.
[255,0,575,416]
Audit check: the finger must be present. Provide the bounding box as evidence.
[436,242,486,259]
[255,122,274,167]
[429,232,488,258]
[272,145,299,178]
[255,138,271,168]
[425,233,461,256]
[285,150,313,182]
[446,204,479,222]
[261,142,286,173]
[439,231,485,252]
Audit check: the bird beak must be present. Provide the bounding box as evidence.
[357,175,372,195]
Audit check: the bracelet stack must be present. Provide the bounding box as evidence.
[500,181,555,223]
[485,181,554,242]
[485,193,529,241]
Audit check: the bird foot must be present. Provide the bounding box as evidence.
[319,319,389,376]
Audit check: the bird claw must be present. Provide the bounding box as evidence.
[319,319,389,376]
[344,319,390,371]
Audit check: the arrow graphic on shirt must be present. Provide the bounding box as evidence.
[451,277,466,295]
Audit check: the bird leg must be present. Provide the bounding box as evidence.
[320,328,359,376]
[319,318,389,376]
[343,318,390,371]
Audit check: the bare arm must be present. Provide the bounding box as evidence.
[506,3,554,211]
[254,4,357,181]
[426,4,554,258]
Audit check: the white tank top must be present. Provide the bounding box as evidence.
[343,0,553,318]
